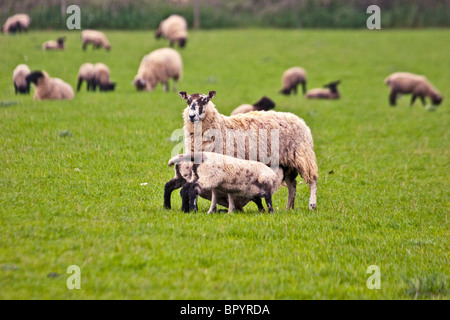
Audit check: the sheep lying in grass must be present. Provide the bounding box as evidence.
[164,158,264,212]
[13,64,31,94]
[280,67,307,95]
[230,96,275,115]
[42,37,65,50]
[26,70,74,100]
[133,48,182,92]
[155,14,188,48]
[384,72,443,107]
[2,14,30,34]
[77,63,95,91]
[179,90,318,210]
[169,153,284,213]
[306,80,341,99]
[81,30,111,51]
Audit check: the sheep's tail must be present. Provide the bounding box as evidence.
[293,148,318,184]
[168,153,205,166]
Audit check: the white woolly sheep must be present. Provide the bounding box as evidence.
[91,63,116,92]
[230,96,275,115]
[384,72,443,107]
[155,14,188,48]
[133,48,182,92]
[306,80,341,99]
[169,152,284,213]
[164,158,263,212]
[77,63,95,91]
[26,70,74,100]
[280,67,307,95]
[42,37,65,50]
[13,64,31,94]
[179,90,318,210]
[2,14,30,34]
[81,30,111,51]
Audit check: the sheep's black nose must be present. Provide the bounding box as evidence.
[189,115,195,122]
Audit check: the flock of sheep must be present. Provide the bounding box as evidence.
[5,12,444,213]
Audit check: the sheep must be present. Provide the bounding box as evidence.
[164,158,264,212]
[133,48,182,92]
[91,63,116,92]
[179,90,318,210]
[169,152,284,213]
[77,63,95,91]
[2,14,30,34]
[306,80,341,99]
[26,70,74,100]
[12,64,31,94]
[155,14,188,48]
[384,72,443,107]
[280,67,307,95]
[42,37,65,50]
[81,30,111,51]
[230,96,275,115]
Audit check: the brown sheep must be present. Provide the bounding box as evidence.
[230,96,275,115]
[91,63,115,92]
[81,30,111,51]
[155,14,188,48]
[42,37,65,50]
[306,80,341,99]
[13,64,31,94]
[26,71,74,100]
[280,67,307,95]
[2,14,30,34]
[385,72,443,107]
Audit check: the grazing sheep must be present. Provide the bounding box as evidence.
[170,153,284,213]
[91,63,115,92]
[306,80,341,99]
[230,96,275,115]
[280,67,307,95]
[155,14,188,48]
[77,63,95,92]
[179,90,318,210]
[81,30,111,51]
[164,158,264,212]
[133,48,182,92]
[13,64,31,94]
[2,14,30,34]
[26,70,74,100]
[42,37,65,50]
[384,72,443,107]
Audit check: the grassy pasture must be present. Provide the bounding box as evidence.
[0,29,449,299]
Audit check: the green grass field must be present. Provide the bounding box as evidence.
[0,29,448,299]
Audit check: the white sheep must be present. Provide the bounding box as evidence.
[42,37,65,50]
[164,158,263,212]
[384,72,443,107]
[77,63,95,91]
[2,14,30,34]
[230,96,275,115]
[280,67,307,95]
[91,63,115,91]
[133,48,182,92]
[13,64,31,94]
[306,80,341,99]
[169,152,284,213]
[81,30,111,51]
[155,14,188,48]
[179,90,318,210]
[26,70,74,100]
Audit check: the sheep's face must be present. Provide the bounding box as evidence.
[26,71,45,85]
[179,91,216,123]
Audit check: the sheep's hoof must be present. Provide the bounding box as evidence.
[309,203,317,210]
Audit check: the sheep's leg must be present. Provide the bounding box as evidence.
[264,194,274,213]
[301,81,307,95]
[253,197,265,212]
[309,180,317,210]
[285,169,298,210]
[227,194,236,213]
[14,83,18,95]
[77,78,83,92]
[164,177,186,209]
[389,90,397,106]
[162,82,169,92]
[410,94,417,106]
[172,80,177,92]
[188,183,200,212]
[180,183,190,212]
[293,84,298,95]
[420,96,426,106]
[207,190,218,214]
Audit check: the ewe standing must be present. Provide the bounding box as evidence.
[81,30,111,51]
[2,14,30,34]
[179,90,318,210]
[155,15,188,48]
[280,67,307,95]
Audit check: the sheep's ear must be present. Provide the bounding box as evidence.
[179,91,189,100]
[207,91,216,100]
